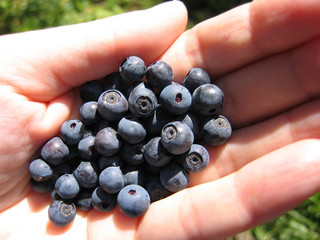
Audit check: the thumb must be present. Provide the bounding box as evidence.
[0,1,188,101]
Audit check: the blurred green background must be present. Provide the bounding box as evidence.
[1,0,320,239]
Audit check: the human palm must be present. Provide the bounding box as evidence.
[1,1,320,239]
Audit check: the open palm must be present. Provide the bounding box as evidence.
[1,1,320,239]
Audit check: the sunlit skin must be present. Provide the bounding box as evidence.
[1,0,320,239]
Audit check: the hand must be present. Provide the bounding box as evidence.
[1,0,320,239]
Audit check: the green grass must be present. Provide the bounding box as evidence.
[1,1,320,239]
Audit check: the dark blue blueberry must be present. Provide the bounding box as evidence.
[97,89,128,122]
[55,173,80,199]
[179,144,210,173]
[80,101,101,125]
[160,162,190,192]
[128,87,158,118]
[29,159,53,181]
[159,83,192,115]
[146,176,172,202]
[78,136,99,161]
[60,119,85,145]
[119,56,146,83]
[143,105,175,136]
[30,178,52,193]
[176,111,201,140]
[192,83,224,116]
[202,115,232,145]
[144,137,172,167]
[103,72,127,94]
[94,127,121,156]
[161,121,194,155]
[48,200,76,227]
[118,116,147,144]
[80,80,103,102]
[41,137,69,166]
[91,187,117,213]
[119,141,145,165]
[73,161,99,188]
[146,60,173,89]
[75,188,93,211]
[183,68,211,93]
[122,165,146,187]
[98,154,123,170]
[117,184,150,218]
[99,166,125,194]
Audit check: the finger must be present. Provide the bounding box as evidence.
[190,98,320,186]
[161,0,320,81]
[87,208,138,240]
[137,139,320,240]
[218,36,320,128]
[0,1,187,101]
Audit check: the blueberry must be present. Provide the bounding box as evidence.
[60,119,85,145]
[159,83,192,115]
[73,161,99,188]
[29,159,53,181]
[91,187,117,212]
[103,72,127,94]
[122,165,146,186]
[80,80,103,102]
[55,174,80,199]
[30,178,52,193]
[192,83,224,116]
[146,176,171,202]
[78,136,99,161]
[144,137,172,167]
[80,101,101,125]
[97,89,128,122]
[117,184,150,218]
[128,87,158,118]
[118,116,147,144]
[161,121,194,155]
[183,68,211,93]
[119,56,146,83]
[202,115,232,145]
[160,162,190,192]
[98,154,123,170]
[146,60,173,89]
[179,144,210,173]
[143,105,175,136]
[48,200,76,227]
[94,127,121,156]
[41,137,69,166]
[99,166,125,194]
[75,188,93,211]
[119,141,145,165]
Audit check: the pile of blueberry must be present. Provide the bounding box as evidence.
[29,56,232,227]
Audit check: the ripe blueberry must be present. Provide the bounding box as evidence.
[60,119,85,145]
[117,116,147,144]
[117,184,150,218]
[183,68,211,93]
[159,83,192,115]
[97,89,128,122]
[94,127,121,156]
[55,173,80,199]
[128,87,158,118]
[144,137,172,167]
[41,137,69,166]
[91,187,117,212]
[29,159,53,181]
[73,161,99,188]
[160,162,190,192]
[119,56,146,83]
[48,200,76,227]
[192,83,224,116]
[146,60,173,89]
[161,121,194,155]
[99,166,125,194]
[179,144,210,173]
[202,115,232,145]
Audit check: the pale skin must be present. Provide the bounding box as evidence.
[0,0,320,239]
